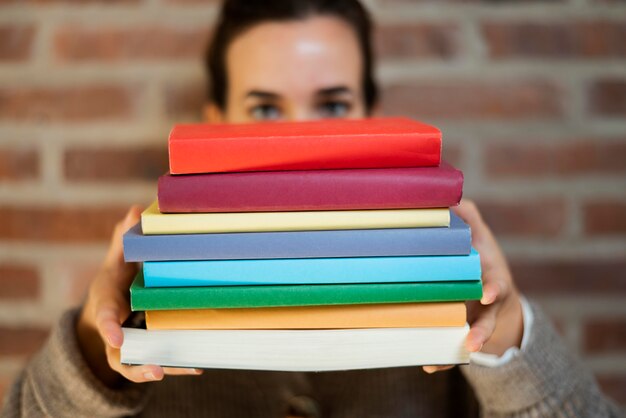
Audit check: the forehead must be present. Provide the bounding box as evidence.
[226,16,362,99]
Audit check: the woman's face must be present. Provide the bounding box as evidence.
[206,16,367,123]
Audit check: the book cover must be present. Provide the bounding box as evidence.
[157,162,463,213]
[130,272,483,310]
[145,302,467,330]
[123,212,471,262]
[142,249,481,287]
[168,117,441,174]
[141,201,450,235]
[121,320,471,371]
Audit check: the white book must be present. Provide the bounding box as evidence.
[121,323,471,372]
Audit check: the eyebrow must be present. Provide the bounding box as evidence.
[245,90,281,100]
[316,86,353,97]
[244,86,354,101]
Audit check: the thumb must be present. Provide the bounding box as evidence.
[104,205,143,269]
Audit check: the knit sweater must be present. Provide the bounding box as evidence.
[2,301,622,418]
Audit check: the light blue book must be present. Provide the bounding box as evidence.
[143,248,481,287]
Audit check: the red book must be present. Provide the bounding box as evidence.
[157,162,462,213]
[168,117,441,174]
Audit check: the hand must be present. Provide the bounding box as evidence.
[423,199,524,374]
[76,206,203,386]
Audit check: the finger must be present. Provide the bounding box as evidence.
[95,305,124,348]
[466,306,498,352]
[163,367,204,376]
[104,205,143,268]
[423,365,455,374]
[452,200,482,227]
[99,262,138,292]
[452,200,496,249]
[106,346,165,383]
[480,278,504,306]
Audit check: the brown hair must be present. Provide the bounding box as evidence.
[205,0,379,115]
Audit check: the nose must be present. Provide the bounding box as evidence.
[289,106,319,122]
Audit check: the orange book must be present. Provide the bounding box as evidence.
[145,302,466,330]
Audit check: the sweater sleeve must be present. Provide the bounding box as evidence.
[461,299,624,418]
[1,308,149,418]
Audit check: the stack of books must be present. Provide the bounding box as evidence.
[120,117,483,372]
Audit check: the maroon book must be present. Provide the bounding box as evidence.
[157,162,463,213]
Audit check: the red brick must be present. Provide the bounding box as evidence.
[0,25,35,61]
[589,80,626,116]
[510,259,626,295]
[483,21,626,59]
[584,318,626,354]
[0,148,39,181]
[0,264,40,301]
[0,206,129,243]
[485,140,626,178]
[54,26,209,61]
[0,85,137,122]
[0,327,49,357]
[475,198,566,238]
[64,146,167,182]
[0,0,139,4]
[596,374,626,406]
[382,80,562,120]
[165,82,206,119]
[375,23,460,60]
[584,201,626,236]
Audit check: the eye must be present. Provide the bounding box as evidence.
[317,101,351,119]
[249,104,282,121]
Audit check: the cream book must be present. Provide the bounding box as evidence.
[145,302,467,330]
[122,313,471,371]
[141,201,450,235]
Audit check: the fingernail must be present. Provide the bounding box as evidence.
[143,372,156,380]
[194,369,203,374]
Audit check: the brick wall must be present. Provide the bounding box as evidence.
[1,0,625,408]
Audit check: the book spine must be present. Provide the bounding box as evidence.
[130,273,484,310]
[145,303,467,330]
[169,132,441,174]
[141,203,450,235]
[123,214,471,262]
[141,249,481,287]
[158,165,463,213]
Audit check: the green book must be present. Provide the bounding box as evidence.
[130,272,482,311]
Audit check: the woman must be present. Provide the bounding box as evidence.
[2,1,620,417]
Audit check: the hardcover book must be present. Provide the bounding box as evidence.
[130,272,483,310]
[123,212,471,262]
[157,162,463,213]
[168,117,441,174]
[142,249,481,287]
[145,302,467,330]
[141,201,450,235]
